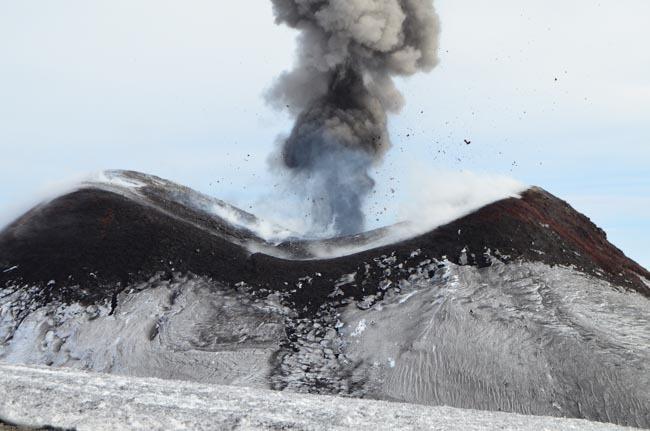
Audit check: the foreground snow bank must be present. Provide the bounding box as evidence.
[0,363,638,431]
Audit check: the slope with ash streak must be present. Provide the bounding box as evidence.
[1,171,649,429]
[337,260,650,427]
[0,171,647,307]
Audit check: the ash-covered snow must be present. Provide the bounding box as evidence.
[1,258,648,428]
[2,171,649,428]
[335,272,357,288]
[0,363,640,431]
[1,259,649,428]
[641,276,650,289]
[0,274,290,387]
[93,170,147,190]
[91,170,301,248]
[350,319,367,337]
[337,260,650,427]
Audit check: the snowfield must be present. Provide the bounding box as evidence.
[1,261,649,428]
[0,363,640,431]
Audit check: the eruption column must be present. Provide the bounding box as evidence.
[269,0,441,235]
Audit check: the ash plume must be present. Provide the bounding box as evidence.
[269,0,441,236]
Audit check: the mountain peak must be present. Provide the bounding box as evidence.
[1,171,648,428]
[0,171,647,301]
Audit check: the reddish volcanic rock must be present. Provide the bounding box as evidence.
[403,186,649,296]
[0,172,648,308]
[479,187,650,295]
[1,172,648,429]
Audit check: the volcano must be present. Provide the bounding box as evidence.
[0,170,649,429]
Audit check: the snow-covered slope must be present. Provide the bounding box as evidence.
[1,260,648,428]
[0,363,641,431]
[338,260,650,421]
[1,170,649,429]
[0,275,288,387]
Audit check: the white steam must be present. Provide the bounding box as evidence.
[304,170,527,259]
[400,169,527,234]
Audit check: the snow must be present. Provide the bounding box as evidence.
[641,276,650,289]
[338,260,650,425]
[0,363,639,431]
[335,272,357,287]
[350,319,367,337]
[1,260,648,427]
[94,170,146,190]
[210,202,294,244]
[397,290,419,304]
[0,275,289,388]
[459,247,469,265]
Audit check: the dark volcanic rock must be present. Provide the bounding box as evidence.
[0,188,253,304]
[0,172,647,307]
[1,171,649,429]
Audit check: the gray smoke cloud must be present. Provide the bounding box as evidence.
[269,0,441,236]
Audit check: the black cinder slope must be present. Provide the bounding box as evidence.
[1,171,649,429]
[1,171,647,308]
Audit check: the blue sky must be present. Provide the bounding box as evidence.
[0,1,648,268]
